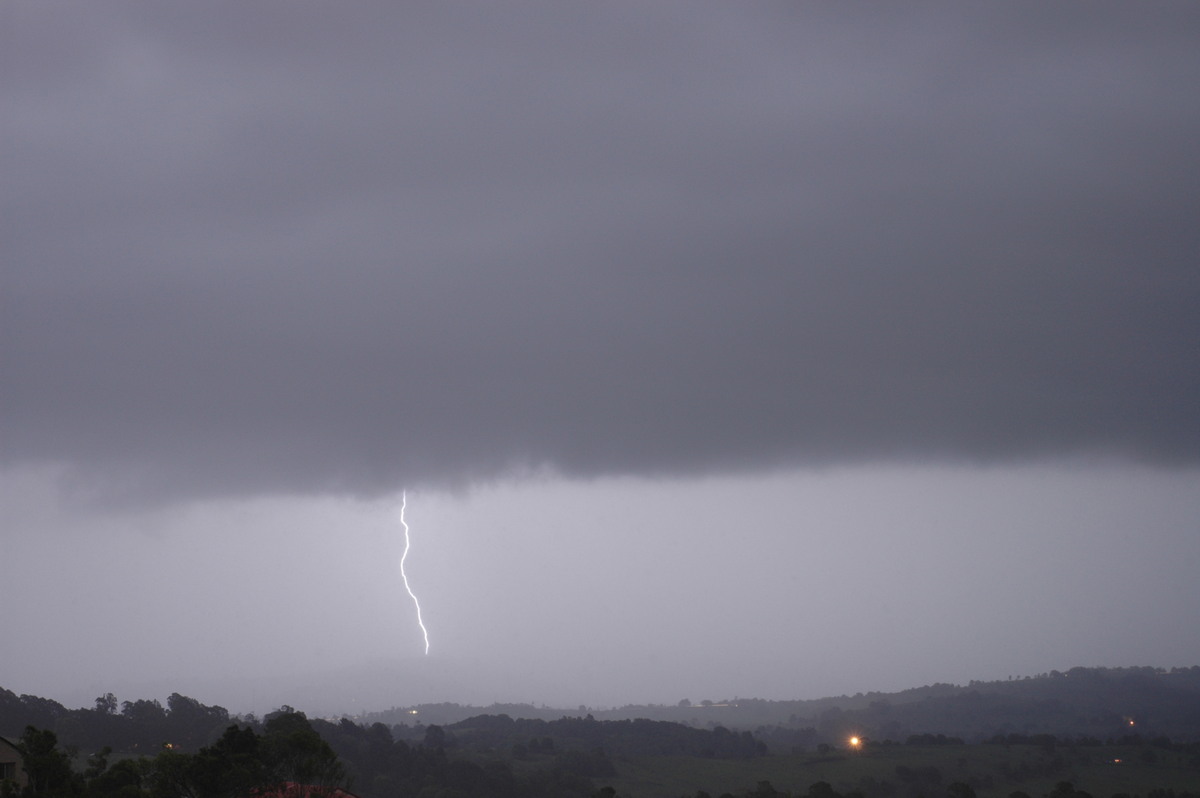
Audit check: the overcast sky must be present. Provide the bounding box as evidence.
[3,3,1199,715]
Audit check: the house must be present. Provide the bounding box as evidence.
[252,783,359,798]
[0,736,28,790]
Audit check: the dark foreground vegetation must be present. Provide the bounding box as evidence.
[2,667,1198,798]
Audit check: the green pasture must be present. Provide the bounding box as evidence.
[604,743,1200,798]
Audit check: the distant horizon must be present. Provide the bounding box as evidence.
[12,661,1194,719]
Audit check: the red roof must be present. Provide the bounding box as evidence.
[251,782,358,798]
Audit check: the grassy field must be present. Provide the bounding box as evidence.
[604,743,1200,798]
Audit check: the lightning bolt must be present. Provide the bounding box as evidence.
[399,491,430,655]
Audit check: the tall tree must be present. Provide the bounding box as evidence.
[261,713,349,792]
[16,727,78,798]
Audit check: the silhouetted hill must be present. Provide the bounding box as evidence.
[5,666,1199,752]
[360,666,1200,742]
[444,712,766,759]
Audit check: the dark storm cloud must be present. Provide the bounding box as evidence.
[4,3,1199,499]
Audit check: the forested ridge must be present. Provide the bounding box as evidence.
[0,693,766,798]
[3,667,1199,798]
[361,667,1200,743]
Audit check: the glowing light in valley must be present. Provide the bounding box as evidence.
[399,491,430,655]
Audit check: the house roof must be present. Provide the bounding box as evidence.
[251,782,359,798]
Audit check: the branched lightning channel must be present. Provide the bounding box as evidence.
[399,491,430,655]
